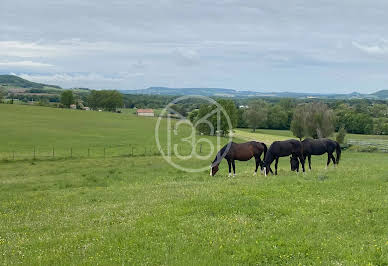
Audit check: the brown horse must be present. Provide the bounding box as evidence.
[210,141,267,177]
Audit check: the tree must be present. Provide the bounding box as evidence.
[196,104,216,135]
[103,90,123,111]
[188,109,199,123]
[243,100,268,132]
[60,90,74,108]
[373,118,388,135]
[267,105,288,129]
[237,108,248,128]
[87,90,123,111]
[336,126,346,144]
[338,111,373,134]
[290,105,305,140]
[195,100,237,136]
[306,102,335,138]
[217,99,237,135]
[291,102,336,139]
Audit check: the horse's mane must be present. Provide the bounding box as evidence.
[211,143,230,167]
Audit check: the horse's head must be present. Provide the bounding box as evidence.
[290,156,299,171]
[210,163,219,176]
[261,161,270,176]
[259,161,265,172]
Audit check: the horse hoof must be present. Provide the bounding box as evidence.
[253,172,257,176]
[228,173,232,177]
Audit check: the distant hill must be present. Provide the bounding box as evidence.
[371,90,388,98]
[122,87,388,100]
[2,75,388,100]
[0,75,61,89]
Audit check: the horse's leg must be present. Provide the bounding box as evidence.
[227,160,232,177]
[254,155,260,175]
[269,166,274,174]
[232,160,236,176]
[326,153,330,169]
[275,157,279,175]
[330,153,336,167]
[299,155,305,173]
[308,155,312,170]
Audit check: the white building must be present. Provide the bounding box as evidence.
[136,109,154,117]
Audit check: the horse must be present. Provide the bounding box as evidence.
[290,138,341,171]
[262,139,305,176]
[210,141,267,177]
[290,155,300,172]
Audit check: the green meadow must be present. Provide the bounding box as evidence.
[0,104,224,160]
[1,104,388,264]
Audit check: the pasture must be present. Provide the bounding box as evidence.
[1,104,388,264]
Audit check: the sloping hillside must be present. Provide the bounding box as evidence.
[371,90,388,99]
[0,75,61,90]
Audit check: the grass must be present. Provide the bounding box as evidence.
[1,104,388,264]
[234,129,292,145]
[0,104,228,160]
[1,153,387,264]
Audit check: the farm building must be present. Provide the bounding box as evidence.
[136,109,154,117]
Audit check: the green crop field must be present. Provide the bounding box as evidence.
[1,104,388,264]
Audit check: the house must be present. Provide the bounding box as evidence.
[136,109,154,117]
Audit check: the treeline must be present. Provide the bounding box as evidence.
[183,97,388,136]
[60,90,124,111]
[87,90,123,111]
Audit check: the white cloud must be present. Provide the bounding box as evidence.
[0,40,134,58]
[0,41,59,58]
[0,61,53,68]
[17,73,123,84]
[352,41,388,55]
[172,48,200,66]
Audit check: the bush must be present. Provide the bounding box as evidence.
[336,126,347,144]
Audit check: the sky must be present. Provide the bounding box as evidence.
[1,0,388,93]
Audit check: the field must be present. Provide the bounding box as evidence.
[1,104,388,264]
[0,105,224,161]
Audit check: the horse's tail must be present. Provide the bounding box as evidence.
[335,141,341,164]
[262,142,267,159]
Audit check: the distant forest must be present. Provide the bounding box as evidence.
[1,89,388,135]
[122,94,388,135]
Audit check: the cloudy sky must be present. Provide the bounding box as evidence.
[1,0,388,93]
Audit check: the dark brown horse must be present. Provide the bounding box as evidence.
[262,139,305,175]
[210,141,267,177]
[290,138,341,171]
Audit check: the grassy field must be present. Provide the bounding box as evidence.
[0,104,227,161]
[1,104,388,264]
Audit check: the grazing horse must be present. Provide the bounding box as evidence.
[290,138,341,171]
[210,141,267,177]
[262,139,305,176]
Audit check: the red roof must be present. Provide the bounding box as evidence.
[136,109,154,113]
